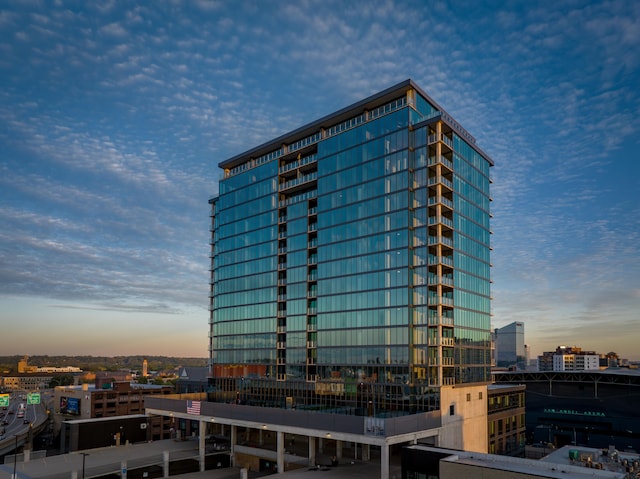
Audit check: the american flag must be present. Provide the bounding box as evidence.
[186,400,201,415]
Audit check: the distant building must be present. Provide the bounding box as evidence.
[17,355,82,374]
[175,366,209,393]
[0,373,60,390]
[538,346,599,372]
[493,322,526,369]
[95,371,133,388]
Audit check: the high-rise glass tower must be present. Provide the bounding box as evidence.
[209,79,493,416]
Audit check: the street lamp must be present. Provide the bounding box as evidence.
[12,435,17,479]
[81,452,90,479]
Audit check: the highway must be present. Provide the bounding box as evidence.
[0,391,48,455]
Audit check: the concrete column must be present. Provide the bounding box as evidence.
[277,431,285,473]
[354,442,358,460]
[163,451,170,477]
[362,444,370,461]
[23,449,30,462]
[71,472,78,479]
[318,437,323,454]
[380,444,389,479]
[121,460,127,479]
[336,440,342,459]
[309,436,316,466]
[230,425,237,467]
[199,420,206,472]
[259,429,264,446]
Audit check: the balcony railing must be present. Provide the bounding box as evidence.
[427,236,454,247]
[428,155,454,170]
[427,176,454,190]
[427,216,454,228]
[279,172,318,191]
[427,196,454,209]
[427,133,454,149]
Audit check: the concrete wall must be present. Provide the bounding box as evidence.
[439,384,488,453]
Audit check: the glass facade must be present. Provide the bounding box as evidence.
[209,80,493,416]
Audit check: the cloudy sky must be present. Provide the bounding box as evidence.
[1,0,638,360]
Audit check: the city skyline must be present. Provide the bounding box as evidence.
[1,1,639,359]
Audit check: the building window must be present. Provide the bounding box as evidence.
[466,393,471,402]
[449,404,455,416]
[479,391,483,400]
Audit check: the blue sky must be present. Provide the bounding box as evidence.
[1,0,638,360]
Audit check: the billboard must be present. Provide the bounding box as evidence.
[60,396,81,415]
[27,392,40,405]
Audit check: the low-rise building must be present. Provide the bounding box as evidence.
[488,384,526,456]
[0,373,59,390]
[402,444,630,479]
[54,381,174,448]
[54,381,172,420]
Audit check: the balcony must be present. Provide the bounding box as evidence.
[278,153,318,174]
[427,275,454,286]
[279,172,317,193]
[306,341,317,349]
[427,315,454,326]
[427,133,454,150]
[429,255,454,267]
[427,176,454,190]
[427,215,454,228]
[428,155,454,171]
[427,236,454,248]
[427,195,454,209]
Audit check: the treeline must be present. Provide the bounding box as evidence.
[0,355,207,374]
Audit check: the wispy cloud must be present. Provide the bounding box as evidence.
[0,0,638,357]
